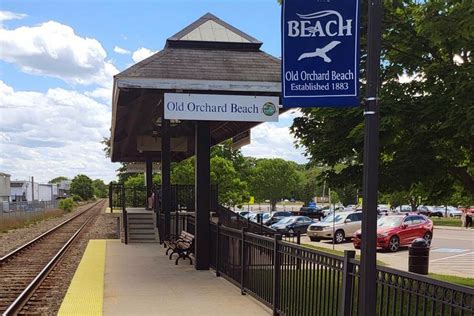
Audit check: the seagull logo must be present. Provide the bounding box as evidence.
[297,41,341,63]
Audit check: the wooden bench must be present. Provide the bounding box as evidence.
[164,231,194,265]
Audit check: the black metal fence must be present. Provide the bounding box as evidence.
[209,223,473,316]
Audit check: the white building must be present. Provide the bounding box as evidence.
[10,179,59,202]
[0,173,11,202]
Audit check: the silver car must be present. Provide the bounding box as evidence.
[307,211,363,243]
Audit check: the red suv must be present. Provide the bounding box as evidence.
[352,214,433,252]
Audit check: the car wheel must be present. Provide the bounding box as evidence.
[334,230,345,244]
[309,237,320,242]
[423,232,432,244]
[288,228,295,236]
[387,236,400,252]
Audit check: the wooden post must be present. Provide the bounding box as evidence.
[195,121,210,270]
[162,119,171,240]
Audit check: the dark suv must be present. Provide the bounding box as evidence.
[264,211,292,226]
[294,207,325,220]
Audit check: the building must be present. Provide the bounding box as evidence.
[10,179,60,202]
[0,172,11,202]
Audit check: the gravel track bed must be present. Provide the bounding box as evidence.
[19,202,119,315]
[0,201,102,257]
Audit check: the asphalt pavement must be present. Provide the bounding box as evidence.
[301,226,474,278]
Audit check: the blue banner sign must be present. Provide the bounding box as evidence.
[282,0,360,108]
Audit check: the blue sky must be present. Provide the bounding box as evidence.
[0,0,306,183]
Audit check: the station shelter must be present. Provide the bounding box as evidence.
[110,13,282,270]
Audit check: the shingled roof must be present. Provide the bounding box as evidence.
[115,13,280,83]
[111,13,282,163]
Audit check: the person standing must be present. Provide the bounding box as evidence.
[461,208,467,228]
[466,207,473,229]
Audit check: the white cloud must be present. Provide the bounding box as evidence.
[0,11,27,22]
[279,108,303,120]
[0,21,118,87]
[241,123,308,164]
[132,47,157,63]
[0,80,119,183]
[85,87,112,104]
[113,45,130,55]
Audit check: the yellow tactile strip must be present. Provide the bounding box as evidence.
[58,240,106,315]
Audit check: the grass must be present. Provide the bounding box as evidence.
[300,242,387,265]
[429,273,474,288]
[431,217,463,227]
[0,209,65,233]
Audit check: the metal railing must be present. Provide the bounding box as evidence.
[209,223,474,316]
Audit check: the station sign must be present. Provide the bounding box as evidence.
[282,0,360,108]
[164,93,279,122]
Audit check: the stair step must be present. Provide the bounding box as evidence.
[129,239,158,243]
[129,235,157,240]
[129,229,155,234]
[129,224,155,228]
[128,219,154,223]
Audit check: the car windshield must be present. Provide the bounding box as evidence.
[377,216,403,228]
[322,214,344,223]
[277,217,296,224]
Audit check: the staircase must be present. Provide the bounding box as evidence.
[126,212,158,243]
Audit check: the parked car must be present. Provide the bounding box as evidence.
[352,214,433,252]
[444,206,462,218]
[264,211,292,226]
[377,204,390,215]
[307,211,363,243]
[394,205,412,213]
[237,211,250,218]
[270,216,314,236]
[417,205,437,216]
[294,206,325,220]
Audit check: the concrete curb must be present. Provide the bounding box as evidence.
[435,225,472,231]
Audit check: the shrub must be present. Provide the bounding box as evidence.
[59,198,74,212]
[71,194,82,202]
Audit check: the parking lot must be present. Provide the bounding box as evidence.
[301,227,474,278]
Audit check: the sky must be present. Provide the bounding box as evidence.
[0,0,307,184]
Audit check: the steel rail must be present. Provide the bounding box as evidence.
[2,201,103,316]
[0,200,102,263]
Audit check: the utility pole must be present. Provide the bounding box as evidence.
[359,0,383,315]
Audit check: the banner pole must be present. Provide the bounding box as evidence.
[359,0,383,315]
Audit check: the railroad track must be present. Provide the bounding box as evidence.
[0,200,105,315]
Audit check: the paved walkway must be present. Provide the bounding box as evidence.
[103,240,270,316]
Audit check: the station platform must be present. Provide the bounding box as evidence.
[59,240,270,315]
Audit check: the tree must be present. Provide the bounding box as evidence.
[250,158,301,211]
[49,176,68,184]
[291,1,473,204]
[70,175,94,200]
[210,156,249,207]
[92,179,108,198]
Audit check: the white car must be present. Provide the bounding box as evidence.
[307,211,362,243]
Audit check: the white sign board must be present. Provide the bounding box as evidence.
[164,93,279,122]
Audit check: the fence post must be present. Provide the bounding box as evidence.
[340,250,356,316]
[273,234,282,316]
[241,227,247,295]
[108,184,113,213]
[297,232,301,270]
[216,222,221,277]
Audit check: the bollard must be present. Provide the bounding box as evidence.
[408,238,430,275]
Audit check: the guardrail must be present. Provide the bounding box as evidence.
[209,223,474,316]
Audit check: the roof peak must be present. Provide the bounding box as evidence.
[167,12,262,45]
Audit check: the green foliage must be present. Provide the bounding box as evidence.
[250,158,301,211]
[48,176,68,184]
[71,194,82,202]
[59,198,74,212]
[291,1,474,205]
[70,174,94,200]
[171,158,195,185]
[92,179,108,198]
[211,156,249,206]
